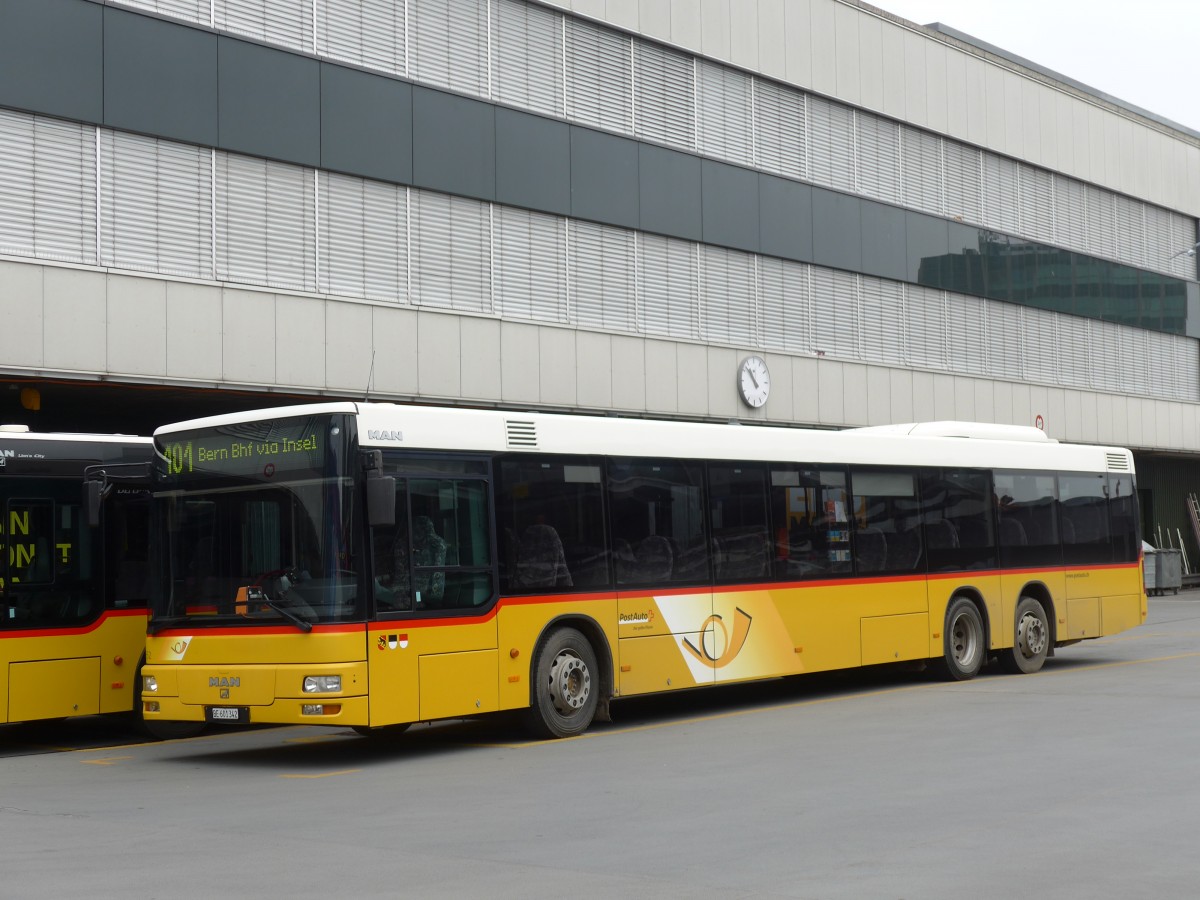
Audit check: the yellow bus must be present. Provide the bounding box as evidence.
[0,426,155,728]
[142,404,1145,738]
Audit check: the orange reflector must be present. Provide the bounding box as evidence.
[620,665,631,672]
[794,647,803,654]
[509,648,520,659]
[111,682,124,689]
[323,705,341,715]
[114,656,124,666]
[508,675,520,683]
[932,633,940,640]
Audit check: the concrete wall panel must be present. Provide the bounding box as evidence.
[757,0,788,81]
[729,0,759,71]
[369,306,419,397]
[0,261,44,368]
[44,268,105,373]
[791,356,820,424]
[460,317,502,402]
[500,321,541,404]
[417,312,462,399]
[808,0,836,97]
[611,335,647,411]
[274,295,326,389]
[833,3,860,107]
[901,29,927,127]
[540,327,578,407]
[923,40,947,135]
[677,343,710,415]
[817,359,844,424]
[221,288,275,385]
[879,20,907,120]
[166,282,222,381]
[856,13,883,113]
[324,300,372,391]
[106,275,166,377]
[782,0,812,89]
[576,331,613,409]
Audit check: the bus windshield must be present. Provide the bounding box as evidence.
[153,415,363,627]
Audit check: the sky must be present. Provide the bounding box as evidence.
[869,0,1200,133]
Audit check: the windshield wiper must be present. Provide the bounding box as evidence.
[262,594,313,633]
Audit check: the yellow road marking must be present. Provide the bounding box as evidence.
[279,769,361,779]
[81,756,133,766]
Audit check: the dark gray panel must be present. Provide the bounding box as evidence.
[104,7,217,146]
[859,201,907,281]
[945,221,988,296]
[812,189,862,272]
[496,108,569,216]
[905,211,950,285]
[412,87,495,201]
[1186,282,1200,339]
[321,63,411,184]
[701,160,759,253]
[758,175,813,263]
[569,127,638,229]
[218,37,320,166]
[639,145,702,242]
[0,0,101,123]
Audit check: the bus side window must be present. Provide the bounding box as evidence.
[1108,474,1138,563]
[849,469,923,574]
[608,458,708,587]
[1059,473,1113,565]
[921,470,997,571]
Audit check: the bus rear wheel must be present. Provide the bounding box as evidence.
[523,627,598,739]
[934,596,985,681]
[1000,596,1050,674]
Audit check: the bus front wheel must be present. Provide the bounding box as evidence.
[935,596,985,681]
[1000,596,1049,674]
[523,627,599,739]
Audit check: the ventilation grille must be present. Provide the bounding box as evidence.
[506,420,538,449]
[1106,452,1131,472]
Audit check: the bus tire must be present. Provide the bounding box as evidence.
[934,596,985,681]
[523,627,598,739]
[1000,596,1050,674]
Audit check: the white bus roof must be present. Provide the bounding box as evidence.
[0,430,151,445]
[154,402,1133,475]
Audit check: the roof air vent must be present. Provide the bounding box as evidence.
[506,419,537,449]
[1106,452,1130,472]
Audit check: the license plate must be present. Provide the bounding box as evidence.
[206,706,248,724]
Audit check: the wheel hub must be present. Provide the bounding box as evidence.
[951,613,979,666]
[1017,613,1047,658]
[549,652,591,715]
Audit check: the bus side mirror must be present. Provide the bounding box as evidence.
[363,451,396,528]
[84,479,104,528]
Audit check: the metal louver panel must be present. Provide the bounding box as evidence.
[634,41,695,150]
[1020,306,1057,384]
[494,206,567,323]
[638,234,698,338]
[945,293,987,375]
[1144,204,1174,276]
[943,141,981,224]
[855,113,900,203]
[319,171,407,302]
[757,258,811,355]
[982,154,1019,234]
[1057,316,1092,390]
[505,419,537,449]
[699,246,757,346]
[1017,163,1054,244]
[1106,452,1130,472]
[901,125,941,214]
[1120,328,1150,396]
[493,0,563,117]
[696,62,752,166]
[807,96,854,192]
[753,79,805,180]
[565,18,631,134]
[1054,176,1088,253]
[411,189,491,313]
[216,0,312,52]
[987,300,1024,381]
[101,131,212,278]
[216,153,316,291]
[1169,212,1198,279]
[904,284,946,370]
[111,0,209,24]
[410,0,490,98]
[1112,194,1144,267]
[0,111,96,264]
[810,267,859,360]
[1090,319,1123,393]
[858,275,905,365]
[569,220,636,332]
[318,0,406,75]
[1085,185,1115,258]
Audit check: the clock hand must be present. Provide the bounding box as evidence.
[748,369,759,388]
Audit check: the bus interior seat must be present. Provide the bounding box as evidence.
[717,533,769,580]
[886,528,923,571]
[999,517,1028,546]
[633,535,673,582]
[925,519,959,550]
[855,527,887,572]
[954,517,990,548]
[515,524,573,590]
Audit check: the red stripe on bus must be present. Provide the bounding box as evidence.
[0,607,148,640]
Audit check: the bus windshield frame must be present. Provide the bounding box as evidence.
[152,414,365,629]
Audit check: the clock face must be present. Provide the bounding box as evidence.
[738,356,770,408]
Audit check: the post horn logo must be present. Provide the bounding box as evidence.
[683,608,752,669]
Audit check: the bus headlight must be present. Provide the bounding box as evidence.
[143,675,158,693]
[303,675,341,693]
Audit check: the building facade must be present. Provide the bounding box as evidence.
[1,0,1199,540]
